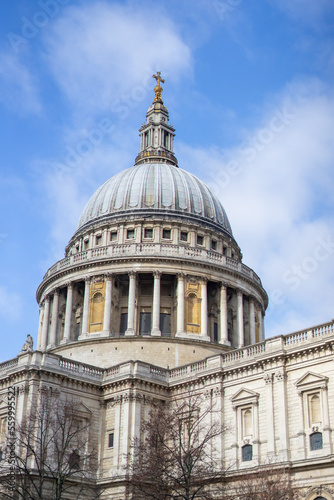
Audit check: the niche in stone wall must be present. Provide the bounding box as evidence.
[89,280,106,333]
[185,280,201,334]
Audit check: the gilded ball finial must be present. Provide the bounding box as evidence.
[152,71,165,103]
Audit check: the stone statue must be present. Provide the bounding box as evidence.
[20,334,34,354]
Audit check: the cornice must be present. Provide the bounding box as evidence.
[36,254,267,305]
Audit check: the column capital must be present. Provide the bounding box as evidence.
[84,276,92,283]
[65,282,73,290]
[104,272,114,281]
[53,288,60,296]
[220,282,228,289]
[43,295,51,304]
[153,270,162,279]
[199,277,208,285]
[128,270,137,278]
[236,288,243,297]
[177,272,185,280]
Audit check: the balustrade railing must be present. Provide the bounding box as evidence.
[42,242,262,286]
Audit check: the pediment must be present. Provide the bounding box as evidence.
[230,388,259,407]
[295,372,328,391]
[0,399,7,410]
[68,401,92,418]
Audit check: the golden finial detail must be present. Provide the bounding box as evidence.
[152,71,165,103]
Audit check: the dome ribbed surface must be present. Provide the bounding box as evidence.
[77,163,233,235]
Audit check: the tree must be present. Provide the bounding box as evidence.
[129,391,228,500]
[228,462,300,500]
[0,391,101,500]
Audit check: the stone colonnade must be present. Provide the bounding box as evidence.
[37,272,265,350]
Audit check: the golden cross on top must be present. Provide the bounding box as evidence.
[152,71,165,103]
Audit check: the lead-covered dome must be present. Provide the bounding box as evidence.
[77,163,233,236]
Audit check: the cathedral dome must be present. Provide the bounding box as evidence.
[77,163,233,237]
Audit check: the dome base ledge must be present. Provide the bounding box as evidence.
[175,331,211,342]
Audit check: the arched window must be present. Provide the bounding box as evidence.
[241,444,253,462]
[243,409,252,437]
[310,432,323,451]
[309,393,321,424]
[90,292,104,332]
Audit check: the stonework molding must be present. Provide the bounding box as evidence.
[263,372,273,384]
[275,370,286,381]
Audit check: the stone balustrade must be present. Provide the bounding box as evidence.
[42,243,262,286]
[1,320,332,384]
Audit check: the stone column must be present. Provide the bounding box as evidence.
[48,289,59,348]
[176,273,185,336]
[62,283,73,343]
[258,309,264,341]
[219,283,229,345]
[151,271,161,336]
[237,290,244,348]
[41,296,50,351]
[125,271,137,335]
[200,278,210,341]
[249,298,256,344]
[80,277,91,337]
[264,372,275,456]
[103,274,113,334]
[37,304,44,350]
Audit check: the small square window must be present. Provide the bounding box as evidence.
[96,235,102,245]
[197,235,204,246]
[144,228,153,239]
[110,231,117,242]
[108,432,114,448]
[223,247,227,255]
[180,231,188,242]
[127,229,135,239]
[211,240,217,250]
[162,229,171,239]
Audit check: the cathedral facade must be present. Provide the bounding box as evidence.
[0,77,334,499]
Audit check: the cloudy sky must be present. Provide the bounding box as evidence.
[0,0,333,361]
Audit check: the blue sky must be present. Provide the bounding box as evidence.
[0,0,333,361]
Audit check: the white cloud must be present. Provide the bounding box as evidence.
[0,51,41,114]
[178,78,334,336]
[43,1,192,115]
